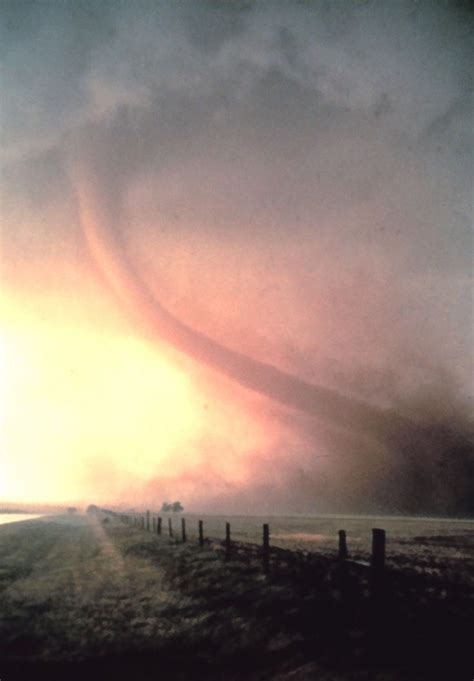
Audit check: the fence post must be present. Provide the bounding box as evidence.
[181,518,186,543]
[152,517,156,533]
[371,528,385,601]
[338,530,348,560]
[225,522,231,560]
[338,529,350,604]
[168,517,173,537]
[262,523,270,574]
[198,520,204,547]
[157,517,162,535]
[146,510,150,532]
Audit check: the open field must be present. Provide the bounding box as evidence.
[162,512,474,574]
[0,513,472,680]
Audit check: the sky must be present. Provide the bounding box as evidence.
[1,0,473,515]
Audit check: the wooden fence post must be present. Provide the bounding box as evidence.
[262,523,270,574]
[225,522,231,560]
[168,517,173,537]
[371,528,385,601]
[198,520,204,547]
[181,518,186,543]
[338,529,350,603]
[338,530,348,560]
[146,510,150,532]
[157,517,162,535]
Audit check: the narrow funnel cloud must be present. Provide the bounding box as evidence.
[72,156,409,438]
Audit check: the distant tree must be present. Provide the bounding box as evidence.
[161,501,184,512]
[86,504,99,514]
[66,507,77,515]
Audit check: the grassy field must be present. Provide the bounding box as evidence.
[163,512,474,570]
[0,513,472,680]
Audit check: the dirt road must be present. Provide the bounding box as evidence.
[0,515,193,669]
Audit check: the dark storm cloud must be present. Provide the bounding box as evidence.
[2,0,473,513]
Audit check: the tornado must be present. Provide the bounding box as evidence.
[72,157,411,439]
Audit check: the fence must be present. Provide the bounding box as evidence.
[112,509,387,602]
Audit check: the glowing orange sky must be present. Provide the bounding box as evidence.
[0,288,276,506]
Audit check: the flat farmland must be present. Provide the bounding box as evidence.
[145,512,474,576]
[0,512,472,681]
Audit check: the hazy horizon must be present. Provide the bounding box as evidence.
[1,502,474,523]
